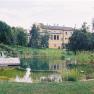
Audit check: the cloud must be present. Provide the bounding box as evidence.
[0,0,94,28]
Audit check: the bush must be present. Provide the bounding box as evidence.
[68,69,80,81]
[63,69,80,81]
[61,55,65,60]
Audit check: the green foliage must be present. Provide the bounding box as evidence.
[12,45,63,59]
[0,43,18,57]
[61,54,65,60]
[63,69,80,81]
[68,29,88,53]
[68,69,80,81]
[0,21,28,46]
[40,31,49,48]
[29,24,41,48]
[11,27,28,46]
[29,24,49,48]
[68,23,94,53]
[0,21,13,44]
[75,52,94,64]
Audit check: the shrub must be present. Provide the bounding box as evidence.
[63,69,80,81]
[68,69,80,81]
[61,55,65,60]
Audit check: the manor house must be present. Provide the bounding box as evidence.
[36,23,74,49]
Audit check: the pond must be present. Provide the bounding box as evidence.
[20,56,94,81]
[20,57,65,71]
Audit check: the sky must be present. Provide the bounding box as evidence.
[0,0,94,29]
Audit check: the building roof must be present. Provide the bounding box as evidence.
[39,23,74,31]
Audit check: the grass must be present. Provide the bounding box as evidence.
[75,51,94,64]
[0,81,94,94]
[2,44,94,64]
[0,68,56,80]
[1,44,94,78]
[9,45,63,59]
[0,45,94,93]
[9,45,94,64]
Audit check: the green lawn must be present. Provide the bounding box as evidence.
[0,81,94,94]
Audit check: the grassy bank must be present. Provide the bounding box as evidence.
[1,44,94,64]
[8,45,94,64]
[0,68,57,80]
[0,81,94,94]
[10,45,63,59]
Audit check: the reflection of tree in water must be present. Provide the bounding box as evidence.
[31,57,49,70]
[21,57,49,70]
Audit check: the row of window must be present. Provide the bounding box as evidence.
[50,35,69,40]
[50,35,59,40]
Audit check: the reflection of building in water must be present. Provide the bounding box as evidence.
[49,63,64,70]
[49,59,76,71]
[36,23,74,49]
[49,60,66,70]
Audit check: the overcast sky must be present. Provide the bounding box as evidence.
[0,0,94,29]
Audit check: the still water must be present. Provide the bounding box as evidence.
[20,57,64,70]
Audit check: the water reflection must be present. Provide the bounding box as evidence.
[20,57,64,71]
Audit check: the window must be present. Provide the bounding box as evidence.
[57,35,59,40]
[54,35,56,40]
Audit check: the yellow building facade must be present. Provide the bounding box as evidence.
[37,23,74,49]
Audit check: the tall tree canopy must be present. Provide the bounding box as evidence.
[29,24,49,48]
[0,21,13,44]
[11,27,28,46]
[29,24,41,48]
[68,29,88,53]
[68,23,94,53]
[40,31,49,48]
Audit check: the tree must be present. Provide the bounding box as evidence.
[40,31,49,48]
[11,27,18,45]
[0,21,13,44]
[81,22,90,33]
[11,27,28,46]
[88,33,94,50]
[16,28,28,46]
[67,23,93,53]
[67,25,94,53]
[29,24,41,48]
[29,24,49,48]
[68,29,88,54]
